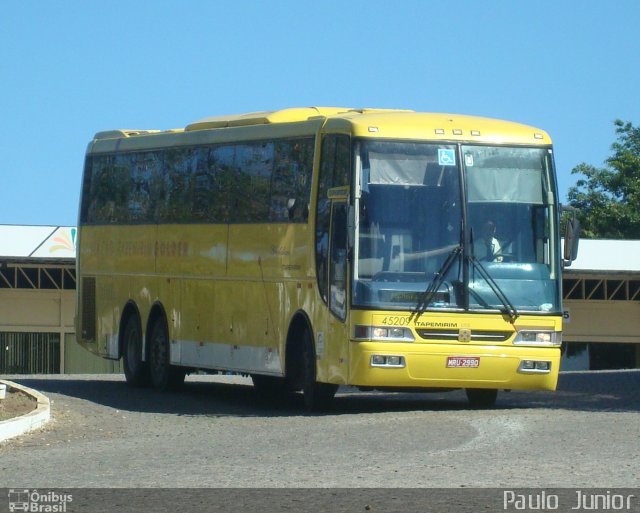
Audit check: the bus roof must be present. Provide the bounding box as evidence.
[91,107,552,147]
[183,107,411,130]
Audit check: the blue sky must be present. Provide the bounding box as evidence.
[2,1,639,226]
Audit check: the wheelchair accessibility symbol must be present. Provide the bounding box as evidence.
[438,149,456,166]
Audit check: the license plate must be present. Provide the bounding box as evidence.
[447,356,480,368]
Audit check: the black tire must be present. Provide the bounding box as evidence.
[465,388,498,409]
[148,316,186,391]
[300,329,338,412]
[122,315,150,387]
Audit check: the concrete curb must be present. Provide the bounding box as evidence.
[0,380,50,443]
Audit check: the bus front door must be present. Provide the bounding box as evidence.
[322,199,350,383]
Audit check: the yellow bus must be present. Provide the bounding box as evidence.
[76,107,579,410]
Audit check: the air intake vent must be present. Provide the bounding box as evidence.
[81,277,96,341]
[416,329,511,342]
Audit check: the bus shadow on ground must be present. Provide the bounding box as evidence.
[10,369,640,417]
[9,374,466,417]
[337,369,640,414]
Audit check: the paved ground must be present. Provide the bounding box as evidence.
[1,370,639,489]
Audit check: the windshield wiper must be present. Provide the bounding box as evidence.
[469,256,519,322]
[409,245,461,322]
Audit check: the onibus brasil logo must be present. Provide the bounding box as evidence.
[7,489,72,512]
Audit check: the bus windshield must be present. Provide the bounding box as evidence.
[352,140,560,314]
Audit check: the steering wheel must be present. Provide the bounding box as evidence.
[484,252,516,263]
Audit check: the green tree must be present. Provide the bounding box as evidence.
[567,119,640,238]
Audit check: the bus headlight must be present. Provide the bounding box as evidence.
[354,325,415,342]
[513,330,561,346]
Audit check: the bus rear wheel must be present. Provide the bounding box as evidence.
[122,315,150,387]
[148,316,186,391]
[300,329,338,412]
[465,388,498,409]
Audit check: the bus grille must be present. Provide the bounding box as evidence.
[81,277,96,341]
[416,329,511,343]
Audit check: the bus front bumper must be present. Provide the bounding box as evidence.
[348,341,560,391]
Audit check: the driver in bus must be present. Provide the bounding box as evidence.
[474,219,503,262]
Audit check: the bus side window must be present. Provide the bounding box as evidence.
[271,138,314,222]
[329,202,348,320]
[231,142,274,222]
[316,134,351,303]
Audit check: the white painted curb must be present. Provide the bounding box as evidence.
[0,380,50,443]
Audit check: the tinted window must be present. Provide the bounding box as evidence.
[271,138,314,222]
[83,154,129,223]
[229,142,273,222]
[209,145,235,222]
[81,136,315,225]
[163,147,204,222]
[128,152,163,223]
[316,134,351,303]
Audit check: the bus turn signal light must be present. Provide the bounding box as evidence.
[518,360,551,374]
[371,355,406,368]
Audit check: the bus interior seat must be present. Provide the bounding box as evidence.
[358,257,384,278]
[388,232,413,272]
[358,232,385,278]
[368,185,416,273]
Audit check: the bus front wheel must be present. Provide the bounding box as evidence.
[300,329,338,412]
[148,316,186,391]
[122,315,150,387]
